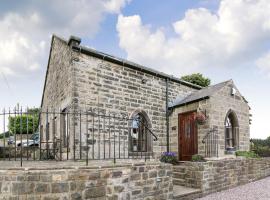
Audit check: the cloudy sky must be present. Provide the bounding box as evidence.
[0,0,269,139]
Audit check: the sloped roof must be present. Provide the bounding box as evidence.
[41,35,203,108]
[170,80,232,108]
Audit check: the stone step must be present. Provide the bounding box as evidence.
[173,185,202,200]
[173,178,186,186]
[173,166,187,173]
[173,172,186,179]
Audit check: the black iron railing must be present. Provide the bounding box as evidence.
[202,126,218,158]
[0,107,158,166]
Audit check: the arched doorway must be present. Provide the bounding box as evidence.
[224,110,239,151]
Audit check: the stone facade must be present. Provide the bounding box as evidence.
[41,35,250,161]
[40,35,199,159]
[0,162,173,200]
[175,158,270,196]
[169,80,250,158]
[209,82,250,156]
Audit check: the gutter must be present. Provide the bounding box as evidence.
[166,78,170,152]
[169,96,210,109]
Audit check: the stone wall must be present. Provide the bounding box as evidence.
[0,162,173,200]
[177,158,270,195]
[41,36,75,111]
[40,35,199,158]
[209,81,250,156]
[72,52,197,156]
[40,36,77,153]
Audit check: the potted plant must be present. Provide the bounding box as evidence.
[196,112,207,125]
[191,154,206,162]
[160,152,177,164]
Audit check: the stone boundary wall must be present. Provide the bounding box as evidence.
[178,158,270,195]
[0,162,173,200]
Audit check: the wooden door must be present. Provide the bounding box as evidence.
[178,112,198,161]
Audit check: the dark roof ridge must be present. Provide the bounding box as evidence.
[170,79,234,108]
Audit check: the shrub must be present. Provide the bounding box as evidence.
[250,137,270,157]
[160,152,177,164]
[235,151,259,158]
[191,154,205,162]
[180,73,211,87]
[0,131,13,139]
[253,146,270,157]
[8,114,38,134]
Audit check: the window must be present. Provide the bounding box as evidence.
[46,122,50,141]
[130,111,151,153]
[61,109,68,147]
[225,110,239,151]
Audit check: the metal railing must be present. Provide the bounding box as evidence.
[202,126,218,158]
[0,107,158,166]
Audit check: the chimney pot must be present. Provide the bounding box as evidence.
[68,35,81,46]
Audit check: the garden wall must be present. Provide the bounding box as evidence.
[178,158,270,195]
[0,162,173,200]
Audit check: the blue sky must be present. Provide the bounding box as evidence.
[0,0,269,139]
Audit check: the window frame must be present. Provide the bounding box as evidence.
[129,111,152,154]
[224,110,239,151]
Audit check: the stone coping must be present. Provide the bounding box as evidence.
[178,157,270,164]
[0,160,171,171]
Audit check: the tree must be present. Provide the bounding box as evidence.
[180,73,211,87]
[8,108,39,134]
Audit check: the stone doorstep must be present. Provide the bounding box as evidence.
[205,155,236,161]
[173,185,201,199]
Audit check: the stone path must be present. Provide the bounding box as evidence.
[197,176,270,200]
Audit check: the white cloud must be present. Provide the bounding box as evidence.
[116,0,270,76]
[256,51,270,77]
[105,0,131,13]
[0,0,130,76]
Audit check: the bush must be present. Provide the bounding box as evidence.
[235,151,259,158]
[0,131,13,139]
[251,137,270,157]
[251,137,270,147]
[8,114,38,134]
[252,146,270,157]
[181,73,211,87]
[191,154,205,162]
[160,152,177,164]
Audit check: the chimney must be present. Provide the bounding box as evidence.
[68,35,81,47]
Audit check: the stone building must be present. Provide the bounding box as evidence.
[40,35,250,161]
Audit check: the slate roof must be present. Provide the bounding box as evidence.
[170,80,232,108]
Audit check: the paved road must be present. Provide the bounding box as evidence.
[198,176,270,200]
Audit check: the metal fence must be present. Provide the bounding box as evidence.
[202,126,219,158]
[0,107,158,166]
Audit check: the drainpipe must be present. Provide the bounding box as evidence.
[166,78,169,152]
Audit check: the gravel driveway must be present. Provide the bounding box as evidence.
[197,176,270,200]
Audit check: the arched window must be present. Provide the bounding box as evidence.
[130,111,152,153]
[225,110,239,151]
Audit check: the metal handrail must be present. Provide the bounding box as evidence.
[202,127,218,158]
[137,119,158,141]
[202,127,218,143]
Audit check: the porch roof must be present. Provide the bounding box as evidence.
[170,80,231,108]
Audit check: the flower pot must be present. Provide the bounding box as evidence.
[196,113,207,125]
